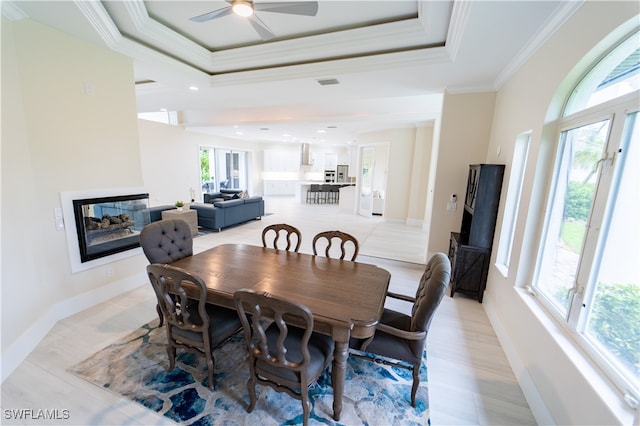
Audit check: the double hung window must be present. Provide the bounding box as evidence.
[533,30,639,402]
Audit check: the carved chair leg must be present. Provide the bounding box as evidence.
[205,351,215,390]
[411,363,420,407]
[246,378,257,412]
[246,363,257,412]
[167,344,176,371]
[156,303,164,327]
[301,389,311,426]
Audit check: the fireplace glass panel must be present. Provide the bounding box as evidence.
[73,193,150,263]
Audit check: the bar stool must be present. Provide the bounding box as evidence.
[306,184,320,203]
[320,184,332,203]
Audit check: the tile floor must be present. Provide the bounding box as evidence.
[0,196,536,425]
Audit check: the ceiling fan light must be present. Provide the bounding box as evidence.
[232,0,254,17]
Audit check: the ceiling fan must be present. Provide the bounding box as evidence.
[189,0,319,41]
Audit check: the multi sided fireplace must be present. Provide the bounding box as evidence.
[72,193,151,263]
[61,188,151,273]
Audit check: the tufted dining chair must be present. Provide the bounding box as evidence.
[234,289,334,426]
[350,252,451,407]
[312,230,360,261]
[140,219,193,326]
[261,223,302,252]
[147,264,242,390]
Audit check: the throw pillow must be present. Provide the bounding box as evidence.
[241,190,249,199]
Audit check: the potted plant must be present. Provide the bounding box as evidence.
[175,201,184,211]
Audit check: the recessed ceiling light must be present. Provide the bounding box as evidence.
[317,129,326,133]
[189,86,199,91]
[260,128,270,131]
[160,108,167,112]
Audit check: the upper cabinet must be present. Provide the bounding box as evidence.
[460,164,505,248]
[263,149,299,173]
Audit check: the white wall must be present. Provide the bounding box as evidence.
[359,126,431,223]
[428,91,497,254]
[138,122,264,204]
[483,2,639,424]
[1,18,149,379]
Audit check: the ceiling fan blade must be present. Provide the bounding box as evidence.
[248,13,276,40]
[254,2,319,16]
[189,6,234,22]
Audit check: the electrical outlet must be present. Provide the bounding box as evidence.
[107,266,115,278]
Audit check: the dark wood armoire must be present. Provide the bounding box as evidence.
[449,164,504,302]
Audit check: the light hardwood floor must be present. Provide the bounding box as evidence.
[0,197,536,425]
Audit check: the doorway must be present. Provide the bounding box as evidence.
[200,147,248,193]
[358,144,389,217]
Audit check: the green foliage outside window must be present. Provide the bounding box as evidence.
[589,282,640,376]
[564,181,595,222]
[200,148,210,182]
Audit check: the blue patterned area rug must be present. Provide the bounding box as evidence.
[69,321,430,425]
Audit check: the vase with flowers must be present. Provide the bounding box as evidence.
[175,201,184,211]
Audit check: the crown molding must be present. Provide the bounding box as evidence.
[74,0,123,48]
[494,0,584,89]
[1,1,28,21]
[445,0,473,62]
[123,0,212,69]
[211,19,439,73]
[209,45,451,87]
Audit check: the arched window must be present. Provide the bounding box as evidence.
[564,30,639,115]
[534,28,639,403]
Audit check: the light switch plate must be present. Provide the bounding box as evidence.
[54,207,64,230]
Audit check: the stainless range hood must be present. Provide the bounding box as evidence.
[301,143,313,165]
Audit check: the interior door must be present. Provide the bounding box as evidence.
[359,147,375,217]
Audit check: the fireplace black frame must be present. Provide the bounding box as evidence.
[72,193,150,263]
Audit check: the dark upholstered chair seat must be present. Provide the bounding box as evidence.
[172,304,242,347]
[257,324,334,382]
[362,309,420,363]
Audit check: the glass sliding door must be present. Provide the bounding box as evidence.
[215,149,247,190]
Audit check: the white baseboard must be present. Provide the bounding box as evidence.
[406,218,425,227]
[483,293,555,426]
[1,273,146,383]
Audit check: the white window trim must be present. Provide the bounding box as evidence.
[531,91,640,405]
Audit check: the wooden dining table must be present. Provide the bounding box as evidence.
[169,243,391,421]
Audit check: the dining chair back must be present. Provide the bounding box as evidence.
[147,264,242,390]
[312,230,360,261]
[351,252,451,407]
[261,223,302,252]
[140,219,194,326]
[234,289,334,426]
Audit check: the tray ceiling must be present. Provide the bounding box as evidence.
[3,1,580,144]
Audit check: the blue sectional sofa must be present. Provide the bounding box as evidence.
[147,205,177,222]
[191,195,264,231]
